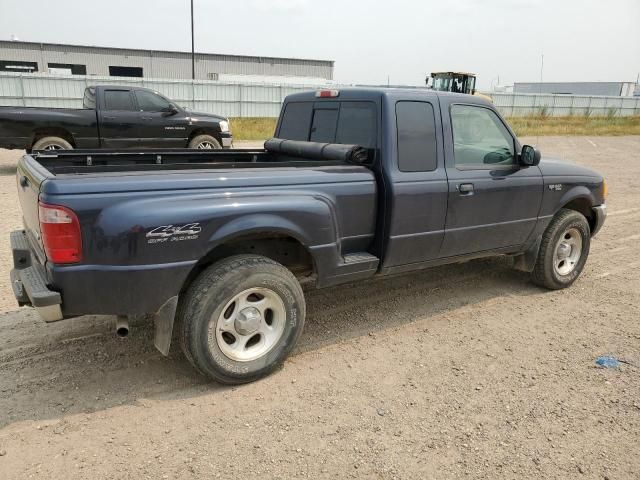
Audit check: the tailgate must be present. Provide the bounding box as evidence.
[16,155,51,262]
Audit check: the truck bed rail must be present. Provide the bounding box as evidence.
[32,148,347,175]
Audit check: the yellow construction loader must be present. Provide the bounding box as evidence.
[426,72,493,101]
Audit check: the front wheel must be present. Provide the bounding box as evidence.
[531,209,591,289]
[188,134,221,149]
[177,255,305,384]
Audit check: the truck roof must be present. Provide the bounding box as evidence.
[284,87,491,105]
[90,85,158,93]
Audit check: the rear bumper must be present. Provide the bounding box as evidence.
[10,229,195,321]
[10,230,63,321]
[592,204,606,237]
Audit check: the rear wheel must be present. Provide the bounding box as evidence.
[31,136,73,151]
[177,255,305,384]
[531,209,591,289]
[188,134,221,149]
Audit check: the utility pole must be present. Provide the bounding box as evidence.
[190,0,195,80]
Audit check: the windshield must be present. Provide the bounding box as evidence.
[432,75,475,94]
[432,76,452,92]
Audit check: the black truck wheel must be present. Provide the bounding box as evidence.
[31,136,73,151]
[531,209,591,290]
[188,135,221,149]
[177,254,305,384]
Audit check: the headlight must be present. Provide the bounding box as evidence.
[219,120,230,133]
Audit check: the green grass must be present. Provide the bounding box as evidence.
[230,118,277,141]
[506,116,640,136]
[230,116,640,142]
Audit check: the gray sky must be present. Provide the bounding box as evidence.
[1,0,638,89]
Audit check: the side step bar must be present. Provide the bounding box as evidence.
[320,252,379,288]
[343,252,379,270]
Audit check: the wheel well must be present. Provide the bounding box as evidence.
[31,128,75,148]
[562,198,595,232]
[188,128,219,143]
[180,233,314,294]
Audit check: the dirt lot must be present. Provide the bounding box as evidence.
[0,137,639,479]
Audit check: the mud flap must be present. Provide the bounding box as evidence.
[513,235,542,273]
[153,296,179,356]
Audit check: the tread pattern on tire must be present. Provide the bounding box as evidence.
[176,254,304,383]
[531,208,590,290]
[32,136,72,150]
[188,134,221,149]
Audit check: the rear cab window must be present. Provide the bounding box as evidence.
[278,100,377,149]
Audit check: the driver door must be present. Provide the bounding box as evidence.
[439,103,543,257]
[133,90,189,148]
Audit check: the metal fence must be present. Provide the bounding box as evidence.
[490,92,640,117]
[1,72,639,118]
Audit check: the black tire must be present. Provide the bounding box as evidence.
[188,134,221,149]
[177,254,305,384]
[531,208,591,290]
[31,136,73,151]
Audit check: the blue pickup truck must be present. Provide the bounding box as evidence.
[10,88,607,384]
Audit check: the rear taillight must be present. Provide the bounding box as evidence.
[38,202,82,264]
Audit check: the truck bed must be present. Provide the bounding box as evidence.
[0,106,98,150]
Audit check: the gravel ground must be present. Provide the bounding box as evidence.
[0,137,638,479]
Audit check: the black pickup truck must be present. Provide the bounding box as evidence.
[10,88,606,384]
[0,85,232,151]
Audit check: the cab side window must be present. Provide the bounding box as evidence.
[450,105,515,168]
[396,101,437,172]
[103,90,135,111]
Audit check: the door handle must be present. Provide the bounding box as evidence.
[103,115,116,120]
[458,183,474,195]
[141,116,153,121]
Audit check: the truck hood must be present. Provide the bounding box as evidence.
[187,111,227,123]
[538,157,602,180]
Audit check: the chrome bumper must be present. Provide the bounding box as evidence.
[592,204,607,237]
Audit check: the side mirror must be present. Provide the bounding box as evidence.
[520,145,541,166]
[162,105,179,116]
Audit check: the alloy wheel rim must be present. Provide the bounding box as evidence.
[553,227,583,276]
[210,287,286,362]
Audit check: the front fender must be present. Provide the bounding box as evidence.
[556,185,597,209]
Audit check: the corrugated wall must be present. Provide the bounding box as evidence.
[0,41,334,80]
[491,92,640,117]
[1,73,639,118]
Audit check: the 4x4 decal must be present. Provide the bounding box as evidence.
[146,223,201,243]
